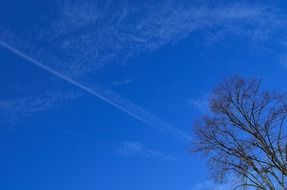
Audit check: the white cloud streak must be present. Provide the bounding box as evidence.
[117,141,177,161]
[0,40,191,142]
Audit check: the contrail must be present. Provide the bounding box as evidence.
[0,40,192,142]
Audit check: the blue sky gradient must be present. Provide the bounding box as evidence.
[1,0,287,189]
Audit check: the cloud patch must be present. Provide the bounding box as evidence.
[117,141,177,161]
[191,177,239,190]
[189,96,210,114]
[111,78,134,86]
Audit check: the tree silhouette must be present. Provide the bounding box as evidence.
[192,77,287,190]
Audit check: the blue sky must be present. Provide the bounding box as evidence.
[1,0,287,189]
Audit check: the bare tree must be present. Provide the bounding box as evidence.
[192,77,287,190]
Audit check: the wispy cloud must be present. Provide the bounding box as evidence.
[2,1,283,79]
[33,1,282,78]
[0,90,80,124]
[117,141,177,161]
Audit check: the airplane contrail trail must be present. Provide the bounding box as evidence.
[0,40,192,142]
